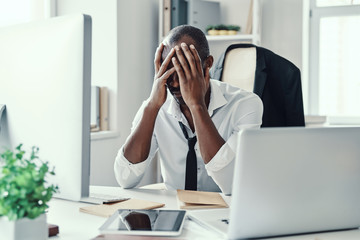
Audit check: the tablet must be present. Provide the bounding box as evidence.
[99,209,187,236]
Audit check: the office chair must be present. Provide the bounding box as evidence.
[211,43,305,127]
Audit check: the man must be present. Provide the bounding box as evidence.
[114,25,263,194]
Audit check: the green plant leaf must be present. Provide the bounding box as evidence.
[0,144,59,220]
[15,144,23,151]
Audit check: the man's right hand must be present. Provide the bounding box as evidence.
[148,43,176,110]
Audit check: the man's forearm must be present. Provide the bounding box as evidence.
[123,102,160,164]
[190,105,225,164]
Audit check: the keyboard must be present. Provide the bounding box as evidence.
[81,193,129,204]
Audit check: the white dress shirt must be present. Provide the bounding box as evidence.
[114,79,263,194]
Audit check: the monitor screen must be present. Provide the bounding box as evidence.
[0,14,92,201]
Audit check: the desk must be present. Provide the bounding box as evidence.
[47,186,215,239]
[47,186,360,240]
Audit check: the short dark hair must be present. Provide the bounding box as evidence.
[167,25,209,63]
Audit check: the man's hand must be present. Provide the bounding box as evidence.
[172,43,224,164]
[172,43,210,109]
[148,43,176,110]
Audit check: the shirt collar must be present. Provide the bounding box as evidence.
[208,79,228,116]
[166,79,228,120]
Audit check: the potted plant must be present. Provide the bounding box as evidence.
[206,25,219,36]
[227,25,241,35]
[216,24,228,35]
[0,144,58,240]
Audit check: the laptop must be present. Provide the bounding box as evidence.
[188,127,360,239]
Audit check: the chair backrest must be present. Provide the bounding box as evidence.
[222,47,256,92]
[210,43,305,127]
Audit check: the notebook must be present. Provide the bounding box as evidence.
[188,127,360,239]
[80,198,165,218]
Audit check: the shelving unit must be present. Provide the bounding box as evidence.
[207,0,260,45]
[206,34,255,42]
[159,0,261,61]
[91,131,119,140]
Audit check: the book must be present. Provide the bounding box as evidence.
[91,86,100,131]
[171,0,188,29]
[79,198,165,218]
[163,0,171,37]
[176,189,228,209]
[245,0,253,34]
[99,86,109,131]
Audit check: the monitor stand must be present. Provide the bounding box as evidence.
[0,104,5,132]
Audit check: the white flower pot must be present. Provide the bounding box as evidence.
[0,214,47,240]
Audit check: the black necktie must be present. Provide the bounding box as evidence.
[179,122,197,191]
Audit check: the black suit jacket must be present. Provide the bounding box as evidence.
[211,44,305,127]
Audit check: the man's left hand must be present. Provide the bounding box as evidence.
[172,43,210,109]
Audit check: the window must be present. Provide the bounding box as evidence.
[317,0,360,7]
[0,0,44,28]
[309,0,360,121]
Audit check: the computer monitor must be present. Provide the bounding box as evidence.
[0,14,92,201]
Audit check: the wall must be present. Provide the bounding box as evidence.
[260,0,303,71]
[92,0,160,187]
[115,0,160,186]
[57,0,118,133]
[57,0,159,187]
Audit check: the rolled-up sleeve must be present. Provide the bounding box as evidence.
[114,144,158,188]
[114,101,159,188]
[206,94,263,195]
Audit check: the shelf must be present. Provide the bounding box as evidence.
[206,34,255,41]
[91,131,119,141]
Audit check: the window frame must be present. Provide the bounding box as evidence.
[308,1,360,117]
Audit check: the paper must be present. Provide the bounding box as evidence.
[177,189,228,209]
[79,198,165,218]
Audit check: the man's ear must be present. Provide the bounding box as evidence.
[202,55,214,77]
[204,55,214,69]
[202,56,214,81]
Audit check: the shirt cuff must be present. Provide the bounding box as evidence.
[205,142,235,172]
[115,147,148,178]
